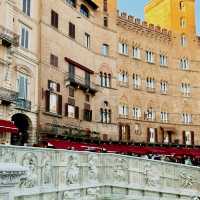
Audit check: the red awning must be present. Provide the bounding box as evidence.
[0,120,18,134]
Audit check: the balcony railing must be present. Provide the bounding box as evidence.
[0,87,17,103]
[65,73,98,94]
[0,25,19,47]
[16,98,31,111]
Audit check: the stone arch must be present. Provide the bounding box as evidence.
[99,63,113,75]
[11,113,32,145]
[119,94,128,105]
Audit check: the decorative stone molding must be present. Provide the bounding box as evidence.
[0,163,26,187]
[143,163,160,187]
[88,154,98,183]
[0,145,199,200]
[65,155,79,185]
[20,152,38,188]
[113,157,128,183]
[180,172,194,188]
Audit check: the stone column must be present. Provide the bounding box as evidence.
[0,163,27,200]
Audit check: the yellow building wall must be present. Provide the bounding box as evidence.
[93,0,117,13]
[144,0,196,35]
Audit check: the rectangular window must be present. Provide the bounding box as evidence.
[66,0,76,7]
[50,93,58,113]
[51,10,59,29]
[50,54,58,67]
[133,107,141,119]
[22,0,31,16]
[18,75,28,100]
[84,109,92,121]
[101,44,109,56]
[118,105,128,118]
[84,33,90,49]
[68,104,75,118]
[20,25,29,49]
[69,22,75,39]
[149,128,156,143]
[104,17,108,27]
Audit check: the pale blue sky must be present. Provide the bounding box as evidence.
[118,0,200,35]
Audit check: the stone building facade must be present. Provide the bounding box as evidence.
[0,0,39,145]
[1,0,200,146]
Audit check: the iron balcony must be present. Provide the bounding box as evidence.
[65,73,98,95]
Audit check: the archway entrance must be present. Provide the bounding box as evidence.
[11,113,32,146]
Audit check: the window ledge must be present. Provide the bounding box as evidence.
[160,65,168,68]
[146,61,155,65]
[43,112,62,118]
[132,57,141,61]
[133,86,141,90]
[118,53,129,57]
[146,88,156,93]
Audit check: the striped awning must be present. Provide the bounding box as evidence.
[0,120,18,134]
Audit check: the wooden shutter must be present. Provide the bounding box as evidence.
[89,110,92,121]
[65,103,68,116]
[45,90,50,112]
[48,80,51,89]
[147,128,150,143]
[119,124,122,141]
[183,131,186,145]
[57,95,62,115]
[127,125,131,141]
[75,106,79,119]
[155,128,158,143]
[57,83,60,92]
[69,22,75,38]
[161,128,165,143]
[51,10,58,28]
[169,132,172,143]
[191,131,194,145]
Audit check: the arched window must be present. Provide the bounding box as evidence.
[179,1,185,11]
[80,4,89,18]
[103,0,108,12]
[100,72,111,88]
[100,102,111,123]
[180,17,186,28]
[181,34,187,47]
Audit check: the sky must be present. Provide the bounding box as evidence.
[118,0,200,35]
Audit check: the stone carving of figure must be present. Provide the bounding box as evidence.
[43,160,52,185]
[144,163,160,187]
[113,157,127,183]
[20,153,37,188]
[180,172,194,188]
[0,148,16,163]
[88,154,98,183]
[66,155,79,185]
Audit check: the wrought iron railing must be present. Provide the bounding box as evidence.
[65,73,98,92]
[16,98,31,111]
